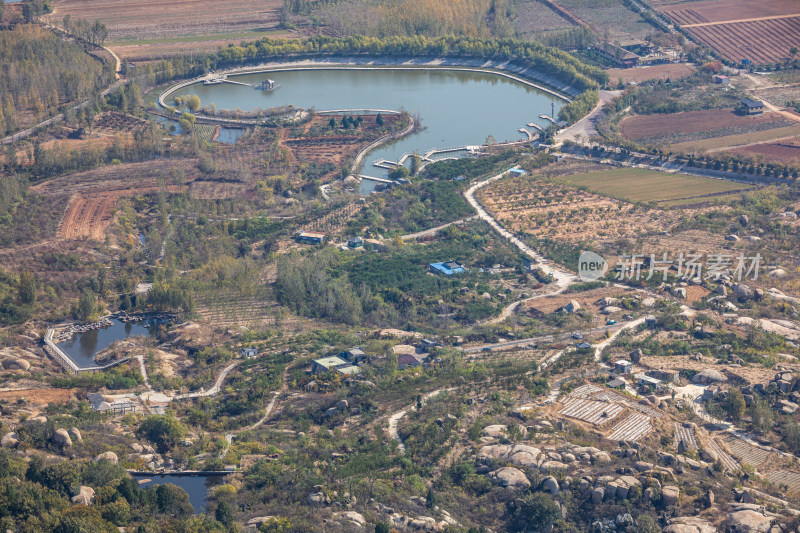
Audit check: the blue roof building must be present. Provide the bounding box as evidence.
[430,261,467,276]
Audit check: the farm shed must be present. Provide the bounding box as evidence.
[713,74,730,85]
[241,347,258,358]
[87,393,138,414]
[647,369,678,383]
[430,261,467,276]
[347,237,363,248]
[635,374,662,389]
[607,377,627,389]
[741,98,765,115]
[311,356,350,374]
[295,231,327,245]
[397,353,424,370]
[614,360,633,374]
[341,347,367,364]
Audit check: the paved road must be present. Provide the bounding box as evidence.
[462,322,627,353]
[555,90,620,146]
[464,167,578,288]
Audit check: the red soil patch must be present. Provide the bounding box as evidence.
[621,109,786,140]
[734,139,800,163]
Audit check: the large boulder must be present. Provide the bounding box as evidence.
[53,428,72,448]
[541,476,560,494]
[664,516,717,533]
[564,300,581,314]
[245,516,275,529]
[68,428,82,444]
[591,487,604,504]
[71,486,95,505]
[662,485,680,507]
[489,467,531,489]
[332,511,366,528]
[733,283,753,300]
[482,425,508,438]
[1,432,18,448]
[3,358,30,371]
[727,510,773,533]
[692,369,727,385]
[94,451,118,465]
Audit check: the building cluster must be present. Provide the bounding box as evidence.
[310,339,444,377]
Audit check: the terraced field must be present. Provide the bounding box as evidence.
[674,422,698,450]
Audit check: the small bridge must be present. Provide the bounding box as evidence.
[359,174,396,185]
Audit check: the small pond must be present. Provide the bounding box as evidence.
[57,318,162,369]
[134,474,216,514]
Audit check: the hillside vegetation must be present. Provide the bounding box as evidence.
[0,24,112,134]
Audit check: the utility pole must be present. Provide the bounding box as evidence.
[551,102,555,119]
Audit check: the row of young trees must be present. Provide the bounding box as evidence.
[214,34,608,91]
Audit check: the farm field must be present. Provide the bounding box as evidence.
[670,124,800,153]
[556,168,751,203]
[620,109,791,142]
[734,139,800,163]
[620,108,800,155]
[553,0,653,40]
[477,166,728,246]
[514,0,576,37]
[51,0,289,57]
[656,0,800,64]
[607,63,696,85]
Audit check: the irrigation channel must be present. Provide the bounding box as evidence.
[164,65,567,194]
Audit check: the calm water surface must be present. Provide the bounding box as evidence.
[134,474,215,514]
[57,319,161,368]
[172,69,563,182]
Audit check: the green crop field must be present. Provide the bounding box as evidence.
[556,168,752,204]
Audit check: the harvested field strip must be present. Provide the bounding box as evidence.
[674,423,697,450]
[620,109,789,140]
[765,470,800,493]
[559,397,625,426]
[735,142,800,163]
[707,439,739,472]
[724,436,771,467]
[557,168,746,203]
[607,412,652,442]
[657,192,746,208]
[671,125,800,153]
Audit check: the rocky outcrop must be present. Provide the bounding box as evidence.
[53,428,72,448]
[68,428,82,443]
[71,486,95,505]
[332,511,366,529]
[94,451,118,464]
[564,300,581,313]
[489,467,530,488]
[692,369,727,385]
[727,510,773,533]
[664,516,717,533]
[662,485,680,506]
[3,358,31,371]
[541,476,559,494]
[1,432,18,448]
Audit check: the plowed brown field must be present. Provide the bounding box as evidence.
[735,139,800,163]
[621,109,787,140]
[657,0,800,64]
